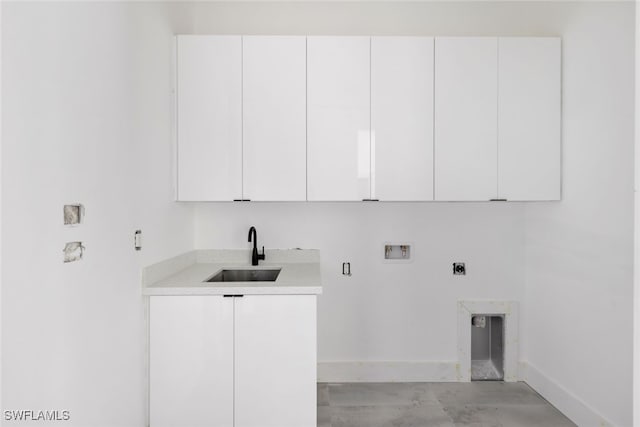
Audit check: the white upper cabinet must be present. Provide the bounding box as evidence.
[307,37,371,201]
[434,37,498,201]
[176,36,242,201]
[174,35,560,203]
[498,37,561,201]
[243,36,307,201]
[371,37,434,201]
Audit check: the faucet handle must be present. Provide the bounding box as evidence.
[259,246,266,260]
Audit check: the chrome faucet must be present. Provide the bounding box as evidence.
[248,226,265,266]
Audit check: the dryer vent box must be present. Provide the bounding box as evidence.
[471,315,504,381]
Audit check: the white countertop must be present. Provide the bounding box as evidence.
[142,249,322,296]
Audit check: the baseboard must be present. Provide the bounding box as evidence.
[318,361,458,383]
[519,361,615,427]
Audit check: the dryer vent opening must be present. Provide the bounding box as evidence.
[471,315,504,381]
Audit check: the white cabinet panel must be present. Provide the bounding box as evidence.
[435,37,498,201]
[307,37,371,201]
[150,296,234,427]
[234,295,316,427]
[243,36,307,201]
[176,36,242,201]
[498,37,561,201]
[371,37,434,201]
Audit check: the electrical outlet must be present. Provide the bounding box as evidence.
[453,262,466,275]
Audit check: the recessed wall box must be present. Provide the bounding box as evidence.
[471,314,504,381]
[63,204,84,226]
[63,241,85,263]
[383,243,412,263]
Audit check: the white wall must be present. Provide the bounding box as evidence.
[2,3,194,425]
[0,0,4,416]
[195,203,525,364]
[635,2,640,425]
[522,3,635,427]
[189,2,635,426]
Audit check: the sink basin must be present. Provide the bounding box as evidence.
[206,269,281,283]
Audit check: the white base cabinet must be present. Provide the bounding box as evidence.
[235,295,317,427]
[150,296,234,427]
[149,295,317,427]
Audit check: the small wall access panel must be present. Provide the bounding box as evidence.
[471,315,504,381]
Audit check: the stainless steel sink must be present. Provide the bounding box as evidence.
[206,269,281,283]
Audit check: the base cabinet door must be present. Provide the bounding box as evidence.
[150,296,234,427]
[234,295,317,427]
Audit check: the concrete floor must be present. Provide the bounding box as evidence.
[317,382,576,427]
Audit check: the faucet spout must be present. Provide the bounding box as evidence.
[248,226,257,244]
[247,226,265,266]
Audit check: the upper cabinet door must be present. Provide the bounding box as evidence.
[371,37,434,201]
[307,37,371,201]
[435,38,498,201]
[498,38,561,201]
[176,36,242,201]
[243,36,307,201]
